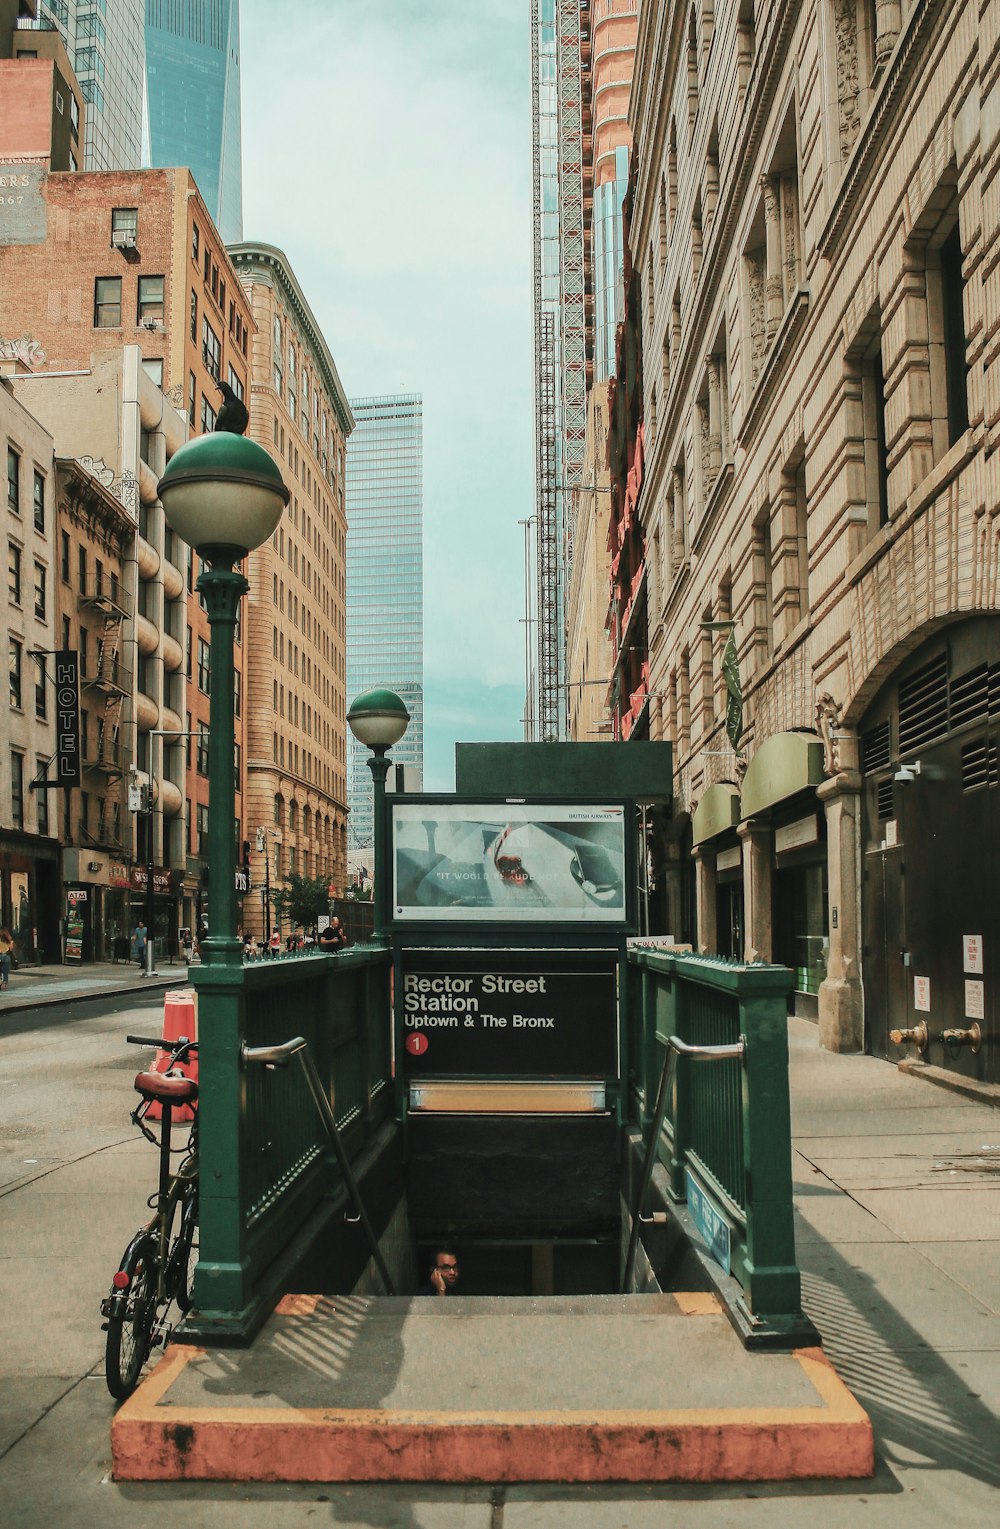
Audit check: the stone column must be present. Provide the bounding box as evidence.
[706,354,722,482]
[874,1,901,68]
[671,465,686,566]
[817,770,865,1052]
[762,176,784,338]
[738,818,773,963]
[693,845,717,955]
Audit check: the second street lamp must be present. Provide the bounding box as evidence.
[347,689,410,942]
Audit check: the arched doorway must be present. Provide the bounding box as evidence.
[859,617,999,1082]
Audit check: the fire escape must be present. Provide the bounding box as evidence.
[78,571,132,849]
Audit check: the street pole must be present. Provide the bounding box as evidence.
[199,554,246,968]
[144,787,156,975]
[265,841,272,937]
[367,747,391,942]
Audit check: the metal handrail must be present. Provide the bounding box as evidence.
[622,1033,745,1293]
[241,1035,395,1296]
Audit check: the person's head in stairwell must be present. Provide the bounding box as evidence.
[420,1247,459,1296]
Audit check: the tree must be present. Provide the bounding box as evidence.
[270,872,330,930]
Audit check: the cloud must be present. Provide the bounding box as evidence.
[241,1,533,776]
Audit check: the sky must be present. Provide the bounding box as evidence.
[240,0,534,790]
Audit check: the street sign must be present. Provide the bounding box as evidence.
[398,950,618,1077]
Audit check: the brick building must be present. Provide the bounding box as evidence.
[618,0,1000,1085]
[229,242,352,936]
[0,166,255,949]
[0,0,86,173]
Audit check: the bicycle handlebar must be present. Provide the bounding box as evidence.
[126,1033,199,1055]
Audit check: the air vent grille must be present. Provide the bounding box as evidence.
[876,778,894,819]
[949,661,1000,731]
[861,719,891,773]
[898,652,949,754]
[961,736,1000,792]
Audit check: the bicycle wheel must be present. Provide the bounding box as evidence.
[171,1191,198,1314]
[105,1237,156,1401]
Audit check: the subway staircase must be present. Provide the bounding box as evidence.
[112,1291,872,1484]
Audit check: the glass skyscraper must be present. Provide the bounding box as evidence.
[39,0,145,170]
[144,0,243,243]
[345,395,424,853]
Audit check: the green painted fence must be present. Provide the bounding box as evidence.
[626,947,805,1329]
[189,945,392,1339]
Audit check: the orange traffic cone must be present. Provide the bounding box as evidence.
[144,987,199,1122]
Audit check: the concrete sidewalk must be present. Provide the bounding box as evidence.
[0,960,185,1012]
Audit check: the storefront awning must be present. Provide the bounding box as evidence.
[741,733,825,819]
[691,782,741,846]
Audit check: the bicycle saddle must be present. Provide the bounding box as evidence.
[134,1071,199,1105]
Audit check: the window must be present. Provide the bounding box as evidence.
[9,636,22,709]
[9,540,21,604]
[69,93,80,135]
[197,803,209,857]
[7,447,19,511]
[197,637,211,693]
[191,222,200,263]
[61,530,70,581]
[234,667,242,718]
[201,396,217,434]
[36,759,49,834]
[78,544,86,592]
[196,723,210,776]
[35,654,47,719]
[137,275,164,325]
[111,206,137,243]
[188,370,197,427]
[190,289,198,342]
[202,316,221,378]
[142,356,164,388]
[939,221,969,447]
[94,276,121,327]
[226,365,244,402]
[186,624,192,678]
[10,752,24,830]
[28,468,42,532]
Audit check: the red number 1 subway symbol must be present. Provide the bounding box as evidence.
[405,1032,428,1056]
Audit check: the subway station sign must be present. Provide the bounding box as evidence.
[398,950,618,1077]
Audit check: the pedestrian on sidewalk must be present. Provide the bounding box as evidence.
[131,920,147,971]
[0,927,12,990]
[268,926,281,958]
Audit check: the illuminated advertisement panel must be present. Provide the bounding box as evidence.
[391,802,627,923]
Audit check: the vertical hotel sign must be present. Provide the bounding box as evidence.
[55,651,81,787]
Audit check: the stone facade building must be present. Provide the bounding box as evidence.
[623,0,999,1083]
[230,243,352,934]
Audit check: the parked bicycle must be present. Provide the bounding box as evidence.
[101,1033,199,1400]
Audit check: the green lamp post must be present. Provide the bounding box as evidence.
[347,688,410,941]
[158,432,287,1326]
[158,433,289,964]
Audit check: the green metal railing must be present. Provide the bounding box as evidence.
[189,944,392,1337]
[626,947,804,1330]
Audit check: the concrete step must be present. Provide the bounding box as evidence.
[112,1292,872,1484]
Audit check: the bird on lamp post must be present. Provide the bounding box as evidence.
[215,379,249,436]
